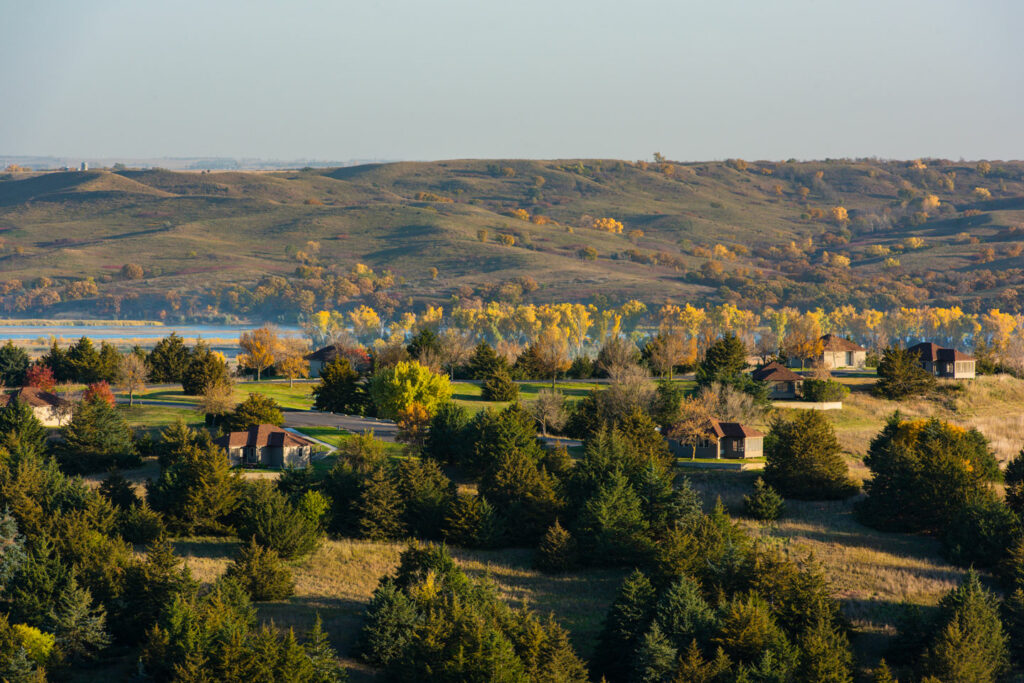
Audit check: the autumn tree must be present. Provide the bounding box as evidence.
[534,327,571,388]
[368,360,452,420]
[647,331,686,379]
[119,352,147,406]
[276,336,310,387]
[237,325,279,381]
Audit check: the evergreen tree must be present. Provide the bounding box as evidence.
[147,430,242,534]
[576,470,650,565]
[481,369,520,401]
[712,594,793,668]
[596,570,656,681]
[305,615,346,683]
[423,401,470,465]
[119,500,167,544]
[98,469,139,510]
[148,332,191,383]
[312,357,367,415]
[358,581,418,667]
[695,333,747,386]
[116,534,197,641]
[925,571,1009,683]
[1005,448,1024,516]
[406,328,441,361]
[874,346,936,399]
[479,447,562,544]
[396,458,453,539]
[66,337,101,384]
[674,640,733,683]
[535,520,577,572]
[0,508,25,592]
[468,341,508,380]
[224,392,285,431]
[235,482,322,560]
[181,342,229,395]
[795,614,853,683]
[7,538,71,627]
[56,394,138,474]
[49,574,110,662]
[443,494,504,549]
[654,574,716,650]
[764,410,855,500]
[95,341,122,383]
[0,341,30,386]
[0,395,48,455]
[870,660,898,683]
[225,540,295,601]
[743,477,785,520]
[41,340,74,383]
[357,467,405,540]
[632,622,677,683]
[276,628,315,683]
[941,496,1021,568]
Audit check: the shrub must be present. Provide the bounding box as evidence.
[802,379,849,402]
[223,393,284,431]
[481,369,519,401]
[224,539,294,601]
[743,477,785,520]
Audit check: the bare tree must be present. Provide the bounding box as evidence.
[530,389,567,436]
[597,336,640,376]
[196,378,235,426]
[495,339,523,366]
[119,353,148,406]
[604,364,655,416]
[698,382,764,424]
[647,331,686,379]
[439,328,475,377]
[754,331,779,365]
[416,347,444,374]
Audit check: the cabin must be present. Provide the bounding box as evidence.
[788,334,867,370]
[751,361,803,399]
[669,418,764,459]
[214,424,317,468]
[0,387,71,426]
[304,344,342,377]
[908,342,976,379]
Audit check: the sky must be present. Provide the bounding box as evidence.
[1,0,1022,162]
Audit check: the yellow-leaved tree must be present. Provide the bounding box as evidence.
[238,325,280,381]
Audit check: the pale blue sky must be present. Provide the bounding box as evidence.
[1,0,1022,161]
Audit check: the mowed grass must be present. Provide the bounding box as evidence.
[173,536,624,677]
[132,380,315,410]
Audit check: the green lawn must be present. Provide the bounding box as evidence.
[450,378,695,413]
[132,381,314,411]
[292,426,406,457]
[117,403,203,429]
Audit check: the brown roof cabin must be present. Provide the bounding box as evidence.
[669,418,764,460]
[908,342,976,379]
[214,424,317,468]
[788,334,867,370]
[751,361,803,399]
[0,387,71,426]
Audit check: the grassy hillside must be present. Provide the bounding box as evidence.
[1,158,1023,321]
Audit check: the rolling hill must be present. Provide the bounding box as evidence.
[1,157,1022,322]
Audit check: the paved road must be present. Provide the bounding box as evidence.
[283,410,400,442]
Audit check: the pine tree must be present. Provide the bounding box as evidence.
[235,482,322,560]
[743,477,785,520]
[535,615,589,682]
[870,660,898,683]
[0,396,48,456]
[874,346,936,399]
[66,337,101,383]
[57,394,138,474]
[468,342,508,380]
[482,369,519,401]
[633,622,677,683]
[596,569,656,681]
[357,467,405,540]
[225,539,295,601]
[149,333,190,384]
[673,641,733,683]
[695,333,747,386]
[535,520,577,572]
[576,470,650,565]
[358,581,418,667]
[306,615,346,683]
[0,341,30,386]
[654,574,716,650]
[926,571,1009,683]
[224,393,285,431]
[181,342,229,395]
[276,628,315,683]
[0,507,25,591]
[49,574,111,662]
[443,494,504,548]
[423,401,470,465]
[712,593,791,667]
[764,410,855,500]
[397,458,454,540]
[795,614,853,683]
[115,533,197,641]
[479,447,561,544]
[98,469,139,510]
[7,537,70,627]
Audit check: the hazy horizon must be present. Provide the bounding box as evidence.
[2,0,1022,162]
